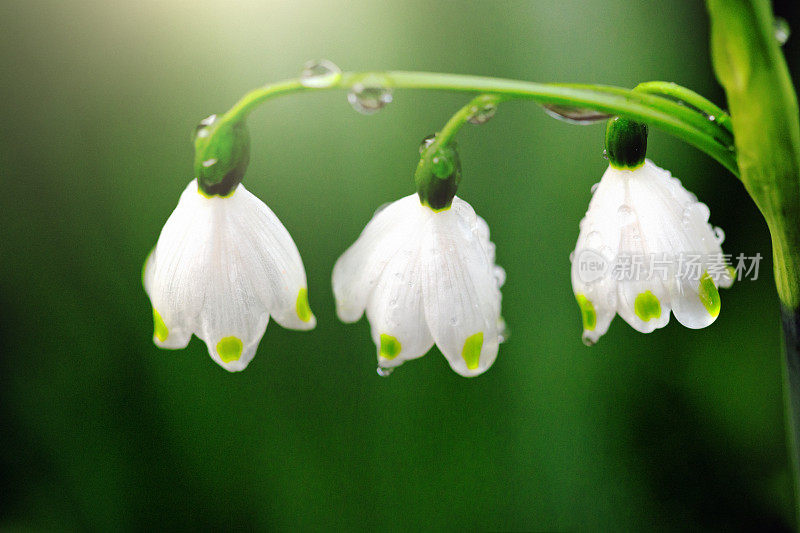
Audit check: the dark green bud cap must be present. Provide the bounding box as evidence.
[194,114,251,197]
[415,135,461,212]
[605,116,647,169]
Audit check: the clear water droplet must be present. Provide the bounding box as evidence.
[374,202,391,216]
[202,158,218,168]
[681,209,692,228]
[708,115,716,122]
[347,76,393,115]
[419,134,436,154]
[493,266,506,287]
[467,102,497,125]
[617,204,635,224]
[299,59,342,88]
[775,17,791,46]
[569,251,575,263]
[194,114,217,140]
[586,231,603,249]
[590,182,599,194]
[497,317,510,344]
[602,149,609,160]
[449,316,459,326]
[581,332,596,346]
[713,226,725,244]
[542,104,613,125]
[376,366,394,377]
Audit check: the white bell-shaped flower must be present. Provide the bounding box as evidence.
[143,179,315,371]
[571,159,734,345]
[332,194,505,377]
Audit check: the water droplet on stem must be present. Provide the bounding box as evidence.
[542,104,613,125]
[347,76,393,115]
[775,17,791,46]
[467,102,497,125]
[299,59,342,88]
[377,366,394,377]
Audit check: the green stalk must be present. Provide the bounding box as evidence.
[220,72,738,176]
[707,0,800,525]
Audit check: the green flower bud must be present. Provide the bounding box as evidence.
[415,135,461,212]
[193,114,251,197]
[605,116,648,170]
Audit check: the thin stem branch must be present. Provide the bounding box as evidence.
[634,81,734,136]
[221,71,739,177]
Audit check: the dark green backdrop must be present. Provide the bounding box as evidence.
[2,0,799,529]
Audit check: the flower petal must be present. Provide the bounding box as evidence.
[421,203,502,377]
[144,180,214,347]
[332,194,430,322]
[366,223,433,369]
[228,184,316,330]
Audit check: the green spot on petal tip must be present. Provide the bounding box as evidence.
[462,332,483,370]
[152,308,168,342]
[296,288,313,322]
[698,271,721,317]
[217,336,243,363]
[575,294,597,331]
[379,334,402,359]
[634,291,662,321]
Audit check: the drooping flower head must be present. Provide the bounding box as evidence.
[143,115,315,371]
[571,117,733,344]
[332,138,505,377]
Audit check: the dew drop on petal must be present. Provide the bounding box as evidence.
[493,266,506,287]
[299,59,342,88]
[713,226,725,244]
[374,202,391,216]
[377,366,394,377]
[586,231,603,249]
[569,251,575,263]
[581,332,596,346]
[347,76,393,115]
[498,317,510,344]
[541,104,613,125]
[467,102,498,125]
[775,17,790,46]
[617,204,635,224]
[590,182,599,194]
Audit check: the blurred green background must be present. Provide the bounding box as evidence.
[2,0,799,529]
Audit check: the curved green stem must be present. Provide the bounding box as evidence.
[436,94,503,147]
[634,81,734,136]
[220,71,738,177]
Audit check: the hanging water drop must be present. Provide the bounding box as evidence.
[347,76,393,115]
[194,114,217,140]
[775,17,790,46]
[299,59,342,88]
[542,104,613,125]
[713,226,725,244]
[493,266,506,287]
[581,332,596,347]
[467,102,498,125]
[376,366,394,377]
[373,202,391,216]
[590,182,599,194]
[419,134,436,154]
[497,317,510,344]
[617,204,635,224]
